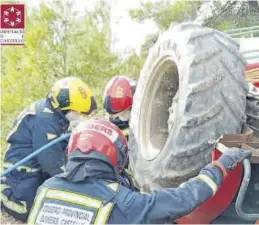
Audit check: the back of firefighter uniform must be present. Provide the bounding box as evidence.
[27,118,251,224]
[1,77,97,222]
[103,75,136,140]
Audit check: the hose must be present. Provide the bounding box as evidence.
[0,133,71,177]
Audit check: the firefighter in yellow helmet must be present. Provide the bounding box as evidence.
[1,77,97,222]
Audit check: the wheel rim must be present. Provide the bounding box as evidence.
[139,56,179,160]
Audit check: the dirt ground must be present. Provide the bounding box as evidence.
[1,211,25,224]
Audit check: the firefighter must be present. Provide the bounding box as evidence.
[27,118,251,224]
[1,77,97,222]
[103,76,136,140]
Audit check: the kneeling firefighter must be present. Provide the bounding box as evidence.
[28,118,251,224]
[1,77,97,222]
[103,76,136,140]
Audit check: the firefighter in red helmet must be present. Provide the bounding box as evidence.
[28,118,251,224]
[103,76,136,140]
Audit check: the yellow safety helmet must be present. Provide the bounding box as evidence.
[48,77,97,115]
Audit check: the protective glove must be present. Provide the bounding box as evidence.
[216,147,252,173]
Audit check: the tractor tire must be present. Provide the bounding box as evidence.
[128,23,248,191]
[246,85,259,137]
[247,100,259,136]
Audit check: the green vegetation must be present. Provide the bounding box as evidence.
[129,1,259,54]
[129,1,203,30]
[203,1,259,31]
[0,1,142,163]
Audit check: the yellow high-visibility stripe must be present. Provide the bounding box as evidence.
[94,202,114,224]
[0,184,9,192]
[43,108,53,113]
[125,169,133,177]
[46,133,58,140]
[27,188,114,224]
[2,143,11,162]
[122,128,129,137]
[1,194,27,214]
[27,188,48,224]
[1,184,27,214]
[6,103,36,141]
[46,189,102,208]
[196,174,218,195]
[60,165,66,172]
[106,183,119,192]
[3,162,40,173]
[179,183,185,188]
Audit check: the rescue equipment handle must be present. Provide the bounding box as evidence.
[235,158,259,221]
[0,133,71,177]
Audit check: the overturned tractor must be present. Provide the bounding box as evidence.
[129,24,259,224]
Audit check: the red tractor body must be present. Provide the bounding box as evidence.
[245,62,259,87]
[176,148,243,224]
[177,128,259,224]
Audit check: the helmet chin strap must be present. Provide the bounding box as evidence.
[114,167,134,190]
[115,151,134,190]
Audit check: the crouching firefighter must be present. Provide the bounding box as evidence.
[27,118,251,224]
[1,77,97,222]
[103,76,136,140]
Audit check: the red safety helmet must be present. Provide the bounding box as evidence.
[103,76,136,114]
[67,118,129,169]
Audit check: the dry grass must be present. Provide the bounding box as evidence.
[0,211,25,225]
